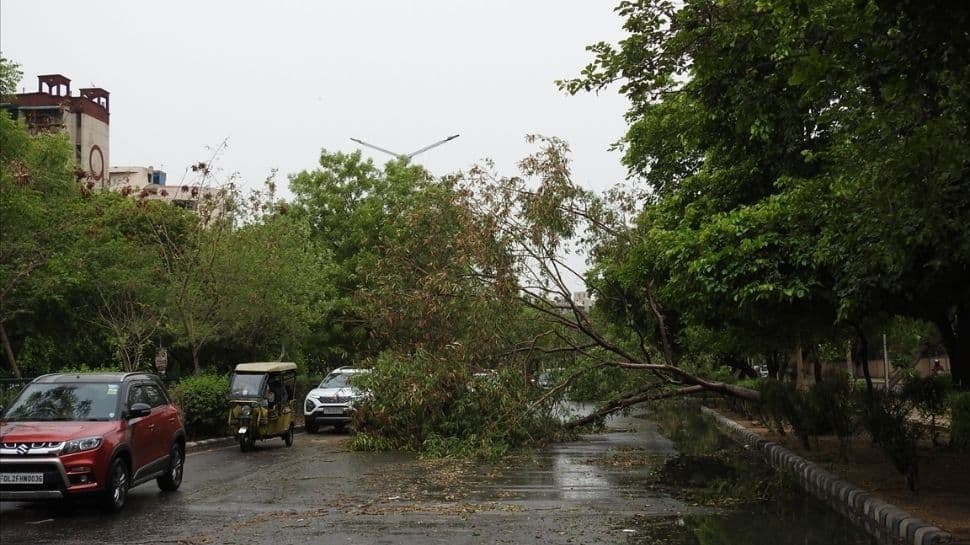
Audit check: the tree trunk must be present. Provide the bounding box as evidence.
[846,343,854,378]
[850,323,873,394]
[0,321,22,379]
[565,385,704,429]
[933,309,969,389]
[794,344,806,390]
[809,346,823,383]
[191,343,202,375]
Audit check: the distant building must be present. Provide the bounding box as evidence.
[109,166,226,219]
[572,291,594,314]
[552,291,595,314]
[1,74,110,187]
[2,73,224,219]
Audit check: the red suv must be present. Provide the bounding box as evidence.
[0,372,186,512]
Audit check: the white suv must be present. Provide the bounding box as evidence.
[303,367,370,433]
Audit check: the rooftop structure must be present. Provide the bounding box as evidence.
[1,74,110,186]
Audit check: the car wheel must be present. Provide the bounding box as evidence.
[284,423,294,447]
[306,420,318,434]
[157,442,184,491]
[239,432,253,452]
[101,457,130,513]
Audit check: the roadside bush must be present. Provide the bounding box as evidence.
[58,363,122,373]
[352,349,561,459]
[0,384,24,409]
[950,392,970,452]
[294,373,323,410]
[805,378,855,461]
[857,390,921,492]
[730,377,763,419]
[758,379,812,448]
[901,373,952,445]
[169,373,229,440]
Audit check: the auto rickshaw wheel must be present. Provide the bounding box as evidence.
[284,423,294,447]
[239,431,255,452]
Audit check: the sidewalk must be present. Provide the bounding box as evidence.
[708,407,969,544]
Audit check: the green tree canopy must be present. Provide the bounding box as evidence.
[562,0,970,386]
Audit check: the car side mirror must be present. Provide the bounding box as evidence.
[128,402,151,419]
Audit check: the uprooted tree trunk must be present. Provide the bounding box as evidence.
[462,137,762,429]
[566,385,705,429]
[514,270,760,429]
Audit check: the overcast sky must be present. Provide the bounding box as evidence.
[1,1,630,199]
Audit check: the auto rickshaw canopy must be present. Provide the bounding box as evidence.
[233,361,298,373]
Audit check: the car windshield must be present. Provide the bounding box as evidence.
[3,383,121,421]
[319,373,353,389]
[230,373,265,398]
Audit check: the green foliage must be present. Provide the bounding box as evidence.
[0,382,25,409]
[58,363,121,373]
[294,373,323,411]
[856,390,921,492]
[0,113,100,378]
[758,380,812,446]
[565,0,970,387]
[567,364,643,402]
[901,373,952,417]
[169,374,229,439]
[353,350,560,459]
[805,378,855,459]
[349,432,391,452]
[949,392,970,452]
[0,54,21,98]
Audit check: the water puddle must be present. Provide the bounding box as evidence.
[447,402,878,544]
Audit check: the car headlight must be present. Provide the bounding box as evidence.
[240,405,252,417]
[304,399,315,413]
[61,436,103,455]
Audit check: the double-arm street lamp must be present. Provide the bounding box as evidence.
[349,133,460,162]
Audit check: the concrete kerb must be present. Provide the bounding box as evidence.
[700,406,952,545]
[185,423,306,453]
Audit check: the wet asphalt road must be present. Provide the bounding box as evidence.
[0,418,694,545]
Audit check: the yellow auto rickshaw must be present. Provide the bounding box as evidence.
[227,361,297,451]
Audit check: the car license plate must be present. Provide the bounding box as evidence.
[322,407,344,415]
[1,472,44,485]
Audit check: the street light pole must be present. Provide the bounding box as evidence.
[350,134,460,161]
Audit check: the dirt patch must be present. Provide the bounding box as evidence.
[718,409,970,544]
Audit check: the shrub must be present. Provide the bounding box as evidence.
[901,374,952,445]
[758,379,812,448]
[806,377,855,460]
[59,363,122,373]
[950,391,970,452]
[0,383,25,410]
[857,390,921,492]
[294,373,323,409]
[169,374,229,440]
